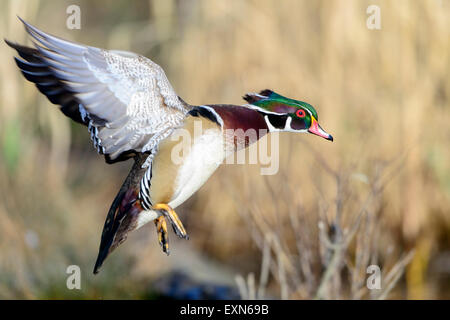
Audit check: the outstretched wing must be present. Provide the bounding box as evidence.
[8,18,190,163]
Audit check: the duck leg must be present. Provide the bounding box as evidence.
[153,203,189,254]
[154,216,170,254]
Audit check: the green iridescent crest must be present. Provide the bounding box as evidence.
[244,89,318,120]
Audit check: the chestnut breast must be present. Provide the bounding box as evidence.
[210,105,269,150]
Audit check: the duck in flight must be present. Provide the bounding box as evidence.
[6,18,333,274]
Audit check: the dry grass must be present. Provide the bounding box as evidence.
[0,0,449,299]
[234,152,415,299]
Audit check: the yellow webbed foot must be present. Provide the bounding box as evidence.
[153,203,189,240]
[154,216,170,255]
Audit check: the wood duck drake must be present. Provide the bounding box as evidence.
[6,18,333,274]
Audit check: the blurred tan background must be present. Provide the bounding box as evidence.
[0,0,449,299]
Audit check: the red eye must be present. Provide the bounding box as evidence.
[296,109,306,118]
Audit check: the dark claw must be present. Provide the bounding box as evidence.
[170,223,189,240]
[160,239,170,255]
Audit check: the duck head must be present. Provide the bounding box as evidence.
[243,89,333,141]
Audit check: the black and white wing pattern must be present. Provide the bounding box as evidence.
[9,18,189,164]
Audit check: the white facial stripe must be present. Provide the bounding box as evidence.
[284,117,292,130]
[245,103,316,124]
[264,114,308,133]
[264,115,279,132]
[243,104,286,116]
[249,93,269,99]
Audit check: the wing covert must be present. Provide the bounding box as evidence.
[16,18,189,163]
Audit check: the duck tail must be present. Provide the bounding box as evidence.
[93,154,148,274]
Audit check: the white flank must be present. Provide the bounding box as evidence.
[169,128,225,209]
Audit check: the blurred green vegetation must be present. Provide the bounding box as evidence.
[0,0,449,299]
